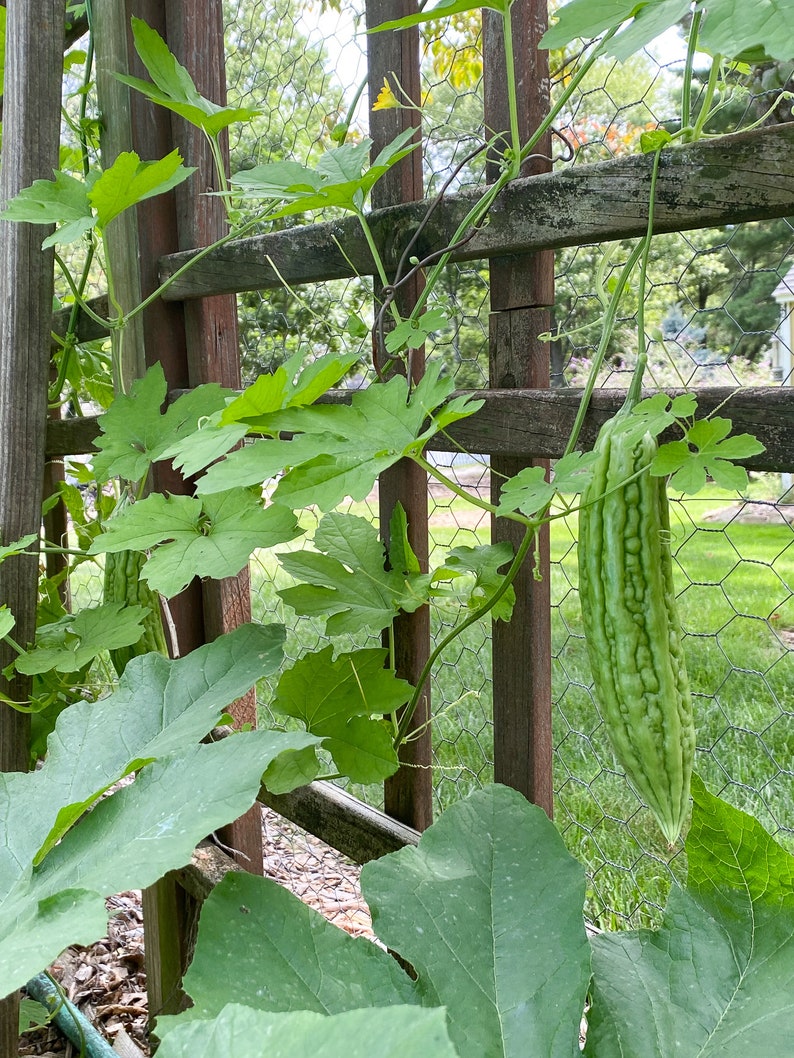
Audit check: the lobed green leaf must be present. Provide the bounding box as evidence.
[277,512,431,635]
[89,490,302,598]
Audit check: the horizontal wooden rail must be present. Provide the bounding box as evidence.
[46,385,794,471]
[258,781,419,864]
[156,123,794,300]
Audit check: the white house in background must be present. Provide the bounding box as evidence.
[771,264,794,383]
[771,265,794,498]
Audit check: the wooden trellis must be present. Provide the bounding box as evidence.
[1,0,794,1045]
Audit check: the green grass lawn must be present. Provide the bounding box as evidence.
[251,484,794,927]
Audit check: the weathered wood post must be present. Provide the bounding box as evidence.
[484,0,555,813]
[366,0,433,832]
[115,0,261,1023]
[0,1,64,1050]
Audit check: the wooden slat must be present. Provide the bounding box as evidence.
[484,0,555,815]
[122,0,205,1024]
[366,0,433,834]
[45,385,794,472]
[0,2,63,1047]
[165,0,263,875]
[259,782,419,864]
[157,123,794,299]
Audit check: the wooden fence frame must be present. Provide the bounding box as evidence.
[2,0,793,1043]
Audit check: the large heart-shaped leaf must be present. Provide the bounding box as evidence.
[0,623,298,997]
[362,784,591,1058]
[585,775,794,1057]
[156,870,418,1039]
[157,1003,458,1058]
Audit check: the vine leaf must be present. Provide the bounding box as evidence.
[199,364,481,508]
[88,150,194,228]
[230,130,418,216]
[585,775,794,1056]
[627,392,698,441]
[0,624,308,997]
[431,542,516,621]
[497,451,597,518]
[117,17,260,136]
[154,870,419,1039]
[651,416,765,493]
[266,645,410,784]
[384,308,449,353]
[157,411,248,478]
[0,153,194,249]
[370,0,512,33]
[155,1004,456,1058]
[277,512,431,636]
[196,433,350,495]
[0,170,95,247]
[541,0,793,63]
[0,533,39,564]
[220,350,360,430]
[89,490,302,598]
[14,602,147,676]
[269,363,482,512]
[92,364,235,482]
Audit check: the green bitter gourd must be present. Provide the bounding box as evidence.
[578,413,695,846]
[102,496,168,676]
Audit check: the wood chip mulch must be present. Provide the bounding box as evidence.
[19,805,373,1056]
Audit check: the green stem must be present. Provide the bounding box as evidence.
[501,6,522,173]
[681,9,702,132]
[411,452,500,515]
[355,207,402,324]
[561,240,645,458]
[627,147,663,410]
[517,25,618,166]
[409,28,617,325]
[394,523,537,747]
[336,75,368,142]
[53,254,112,328]
[691,54,723,141]
[565,147,663,451]
[124,212,265,325]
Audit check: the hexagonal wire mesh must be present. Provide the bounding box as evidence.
[220,2,794,930]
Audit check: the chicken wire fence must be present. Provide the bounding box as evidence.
[216,1,794,929]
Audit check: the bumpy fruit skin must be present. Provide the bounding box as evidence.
[578,417,695,845]
[103,548,168,676]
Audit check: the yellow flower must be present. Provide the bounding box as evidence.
[372,77,399,111]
